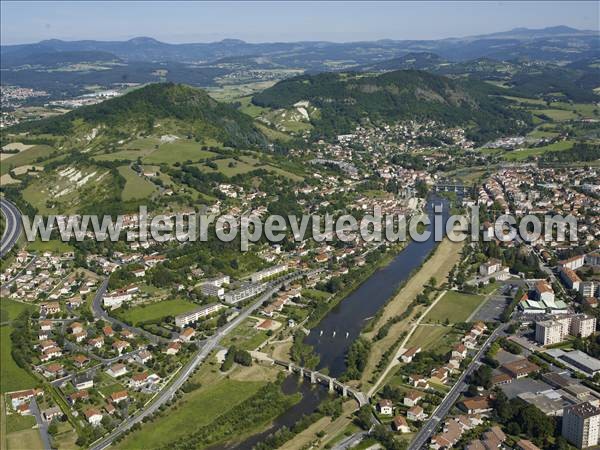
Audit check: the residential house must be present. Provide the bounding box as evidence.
[180,327,195,342]
[106,363,128,378]
[407,405,426,421]
[85,408,103,426]
[110,390,128,404]
[392,416,410,433]
[73,374,93,391]
[460,397,493,414]
[401,346,421,363]
[166,341,181,355]
[377,399,394,415]
[404,390,424,407]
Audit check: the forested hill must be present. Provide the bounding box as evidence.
[252,70,532,142]
[11,83,268,149]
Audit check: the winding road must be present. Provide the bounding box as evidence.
[0,198,22,258]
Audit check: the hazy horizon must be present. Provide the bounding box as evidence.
[1,1,598,46]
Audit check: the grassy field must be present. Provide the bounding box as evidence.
[117,166,157,201]
[51,421,78,450]
[221,318,270,351]
[115,299,199,325]
[143,140,217,164]
[503,140,574,161]
[0,300,36,394]
[5,414,36,433]
[0,326,38,393]
[527,126,560,139]
[0,299,31,324]
[117,378,265,449]
[27,238,74,254]
[255,123,292,142]
[236,96,269,118]
[502,95,546,106]
[423,291,485,324]
[6,429,44,450]
[195,156,303,180]
[533,109,578,121]
[407,325,460,354]
[0,145,54,175]
[95,138,218,164]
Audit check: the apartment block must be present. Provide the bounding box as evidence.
[562,402,600,448]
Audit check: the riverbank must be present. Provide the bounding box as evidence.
[305,242,407,330]
[359,236,463,388]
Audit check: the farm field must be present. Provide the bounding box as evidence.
[502,95,546,106]
[1,326,38,393]
[0,299,32,324]
[196,157,303,180]
[116,378,265,450]
[6,428,44,450]
[407,325,460,354]
[503,140,574,161]
[142,140,218,164]
[94,138,218,164]
[117,165,157,200]
[0,145,54,175]
[532,108,578,121]
[115,299,199,325]
[423,291,485,324]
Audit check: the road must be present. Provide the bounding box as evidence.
[408,324,506,450]
[332,431,368,450]
[90,270,312,450]
[30,398,52,450]
[0,198,22,258]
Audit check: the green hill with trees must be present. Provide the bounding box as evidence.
[10,83,268,149]
[252,70,532,143]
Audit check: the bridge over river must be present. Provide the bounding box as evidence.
[251,352,369,407]
[432,183,471,194]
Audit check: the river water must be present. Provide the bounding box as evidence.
[229,197,450,449]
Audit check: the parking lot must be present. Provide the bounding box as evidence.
[471,294,510,322]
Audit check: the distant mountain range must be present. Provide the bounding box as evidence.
[2,26,598,65]
[1,26,598,103]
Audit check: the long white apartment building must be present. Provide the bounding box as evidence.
[199,275,230,299]
[251,264,287,283]
[224,283,266,304]
[174,303,225,328]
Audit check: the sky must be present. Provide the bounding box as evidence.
[1,1,598,45]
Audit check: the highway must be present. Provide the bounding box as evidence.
[408,324,506,450]
[90,270,312,450]
[0,198,22,258]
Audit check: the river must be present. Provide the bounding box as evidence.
[229,196,450,449]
